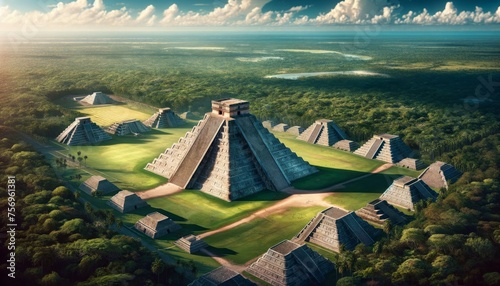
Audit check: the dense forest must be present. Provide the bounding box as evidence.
[0,33,499,285]
[0,127,190,285]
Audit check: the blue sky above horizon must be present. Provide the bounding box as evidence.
[1,0,499,30]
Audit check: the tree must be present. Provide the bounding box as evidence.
[383,220,393,238]
[151,258,166,283]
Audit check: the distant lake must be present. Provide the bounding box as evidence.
[265,71,390,80]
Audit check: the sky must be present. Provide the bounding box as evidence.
[1,0,500,30]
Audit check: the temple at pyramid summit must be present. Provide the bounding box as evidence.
[143,107,184,128]
[354,133,413,163]
[80,91,114,105]
[246,239,334,286]
[297,119,348,146]
[418,161,462,190]
[56,117,112,145]
[107,190,149,213]
[295,207,381,252]
[356,199,408,226]
[145,98,317,201]
[380,176,438,211]
[106,119,150,136]
[134,212,181,239]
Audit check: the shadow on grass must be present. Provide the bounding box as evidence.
[196,246,237,258]
[133,205,187,222]
[237,190,289,202]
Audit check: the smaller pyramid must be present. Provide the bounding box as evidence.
[333,139,360,152]
[418,161,462,190]
[380,176,438,211]
[354,133,413,163]
[297,119,348,146]
[295,207,381,252]
[80,92,113,105]
[272,123,289,132]
[262,120,275,130]
[56,117,112,145]
[397,158,427,170]
[134,212,181,239]
[246,240,334,286]
[107,190,149,213]
[174,235,208,254]
[188,267,255,286]
[355,199,407,225]
[143,107,184,128]
[79,176,120,195]
[107,119,150,136]
[286,125,304,136]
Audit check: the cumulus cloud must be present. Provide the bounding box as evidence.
[0,0,499,28]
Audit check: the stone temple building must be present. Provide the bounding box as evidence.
[380,176,438,211]
[418,161,462,190]
[107,190,149,213]
[295,207,381,252]
[298,119,348,147]
[188,267,255,286]
[354,133,413,163]
[143,107,184,128]
[80,91,113,105]
[175,235,208,254]
[106,119,150,136]
[356,199,407,226]
[246,239,334,286]
[79,175,120,195]
[56,117,112,145]
[286,126,304,136]
[145,98,317,201]
[134,212,181,239]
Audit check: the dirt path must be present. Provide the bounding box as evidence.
[137,183,183,199]
[199,248,247,273]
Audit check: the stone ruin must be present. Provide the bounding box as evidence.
[295,207,381,252]
[286,126,304,136]
[143,107,184,128]
[79,175,120,195]
[56,117,112,145]
[356,199,407,226]
[396,158,427,170]
[246,239,334,286]
[145,98,317,201]
[134,212,181,239]
[354,133,413,163]
[106,119,150,136]
[175,235,208,254]
[80,91,114,105]
[418,161,462,190]
[380,176,438,211]
[272,123,289,132]
[262,120,275,130]
[332,139,360,152]
[107,190,149,213]
[188,266,255,286]
[297,119,348,147]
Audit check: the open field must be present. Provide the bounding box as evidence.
[76,105,152,126]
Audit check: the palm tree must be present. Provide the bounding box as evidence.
[151,258,166,283]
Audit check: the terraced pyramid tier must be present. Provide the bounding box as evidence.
[107,119,150,136]
[79,175,120,195]
[80,91,113,105]
[56,117,112,146]
[418,161,462,189]
[297,119,348,146]
[189,267,255,286]
[143,107,184,128]
[380,176,438,211]
[354,133,413,163]
[356,199,408,225]
[145,98,317,201]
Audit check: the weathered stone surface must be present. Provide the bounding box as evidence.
[56,117,112,145]
[397,158,427,170]
[246,240,334,286]
[175,235,208,254]
[354,133,413,163]
[418,161,462,190]
[297,119,348,146]
[189,267,255,286]
[286,125,304,136]
[356,199,407,225]
[144,107,184,128]
[145,98,317,201]
[107,119,150,136]
[80,91,113,105]
[79,175,120,195]
[295,207,381,252]
[333,139,360,152]
[272,123,289,132]
[380,176,438,211]
[261,120,276,130]
[134,212,180,239]
[107,190,149,213]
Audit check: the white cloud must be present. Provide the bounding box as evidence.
[136,5,156,25]
[160,4,179,24]
[314,0,396,24]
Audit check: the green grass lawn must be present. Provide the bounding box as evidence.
[273,132,383,189]
[77,105,153,126]
[203,206,325,264]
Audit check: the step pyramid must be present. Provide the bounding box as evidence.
[56,117,112,145]
[79,175,120,195]
[418,161,462,190]
[174,235,208,254]
[134,212,181,239]
[297,119,348,146]
[333,139,360,152]
[355,199,407,225]
[272,123,289,132]
[246,240,334,286]
[145,99,317,201]
[380,176,438,211]
[189,267,255,286]
[80,91,113,105]
[107,119,150,136]
[286,125,304,136]
[107,190,149,213]
[354,133,413,163]
[295,207,381,252]
[143,107,184,128]
[397,158,427,170]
